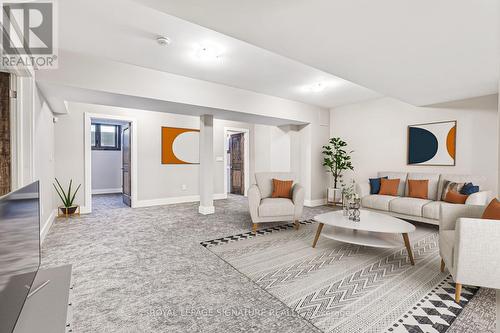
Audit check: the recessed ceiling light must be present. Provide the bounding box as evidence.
[302,82,328,93]
[193,42,224,63]
[156,36,171,46]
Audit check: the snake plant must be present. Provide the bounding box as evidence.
[53,178,81,208]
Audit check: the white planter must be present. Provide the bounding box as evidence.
[327,188,343,203]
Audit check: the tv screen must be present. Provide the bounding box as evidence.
[0,181,40,333]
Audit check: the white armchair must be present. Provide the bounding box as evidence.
[439,204,500,302]
[248,172,304,232]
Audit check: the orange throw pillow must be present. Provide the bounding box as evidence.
[379,178,400,196]
[272,179,293,199]
[444,190,468,204]
[482,198,500,220]
[408,179,429,199]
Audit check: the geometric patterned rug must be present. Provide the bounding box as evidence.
[202,220,478,333]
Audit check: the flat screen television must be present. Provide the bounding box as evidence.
[0,181,40,333]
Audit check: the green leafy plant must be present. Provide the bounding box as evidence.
[53,178,81,208]
[322,137,354,189]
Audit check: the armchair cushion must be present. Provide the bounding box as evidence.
[259,198,294,217]
[272,179,293,198]
[482,198,500,220]
[255,172,296,199]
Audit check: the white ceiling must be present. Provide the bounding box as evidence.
[139,0,500,106]
[57,0,381,109]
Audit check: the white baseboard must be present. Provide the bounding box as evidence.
[40,209,57,244]
[304,198,327,207]
[198,205,215,215]
[135,193,227,208]
[92,188,122,195]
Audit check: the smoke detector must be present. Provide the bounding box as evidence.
[156,36,171,46]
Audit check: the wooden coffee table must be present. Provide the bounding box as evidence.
[312,210,416,265]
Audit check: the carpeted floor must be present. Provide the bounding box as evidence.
[41,195,496,332]
[204,221,480,333]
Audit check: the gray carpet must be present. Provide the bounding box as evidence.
[41,195,495,332]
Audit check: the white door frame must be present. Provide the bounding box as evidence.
[224,127,250,197]
[83,112,138,213]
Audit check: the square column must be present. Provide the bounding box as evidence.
[199,115,214,214]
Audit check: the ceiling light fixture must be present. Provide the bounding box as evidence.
[193,42,224,63]
[304,82,327,93]
[156,36,171,46]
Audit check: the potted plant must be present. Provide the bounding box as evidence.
[322,137,354,204]
[53,178,81,216]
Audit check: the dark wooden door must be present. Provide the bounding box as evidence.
[229,133,244,195]
[122,125,131,206]
[0,72,11,196]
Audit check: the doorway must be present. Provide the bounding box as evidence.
[84,112,137,213]
[90,119,131,210]
[224,127,250,196]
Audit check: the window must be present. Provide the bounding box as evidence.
[91,123,121,150]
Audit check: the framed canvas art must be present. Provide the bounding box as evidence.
[407,121,456,166]
[161,127,200,164]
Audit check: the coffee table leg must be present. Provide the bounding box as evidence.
[312,223,324,248]
[402,233,415,266]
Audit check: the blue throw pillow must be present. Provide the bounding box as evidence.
[460,182,479,195]
[369,177,388,194]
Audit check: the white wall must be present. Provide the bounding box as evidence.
[33,84,57,240]
[55,102,329,210]
[56,103,202,207]
[330,95,499,195]
[91,150,122,193]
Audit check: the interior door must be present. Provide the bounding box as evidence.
[122,125,131,206]
[229,133,244,195]
[0,72,11,196]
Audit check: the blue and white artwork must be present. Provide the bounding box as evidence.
[408,121,456,166]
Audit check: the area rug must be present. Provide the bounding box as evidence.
[201,221,478,333]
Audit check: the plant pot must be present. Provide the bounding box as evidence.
[327,188,343,204]
[59,205,79,216]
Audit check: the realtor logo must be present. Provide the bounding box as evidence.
[1,1,58,69]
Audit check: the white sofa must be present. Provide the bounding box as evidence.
[248,172,304,232]
[356,172,491,225]
[439,204,500,302]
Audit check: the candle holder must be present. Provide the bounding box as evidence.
[352,198,361,222]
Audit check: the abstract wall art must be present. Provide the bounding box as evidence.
[408,121,456,166]
[161,127,200,164]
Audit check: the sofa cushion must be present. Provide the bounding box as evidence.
[369,177,387,194]
[406,172,440,200]
[437,174,486,201]
[255,172,296,199]
[439,230,455,267]
[361,195,397,211]
[421,201,457,220]
[377,172,407,196]
[379,178,400,196]
[408,179,429,199]
[389,197,432,217]
[259,198,294,217]
[461,182,480,195]
[440,181,465,201]
[444,191,468,204]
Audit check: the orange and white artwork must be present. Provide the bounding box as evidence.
[161,127,200,164]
